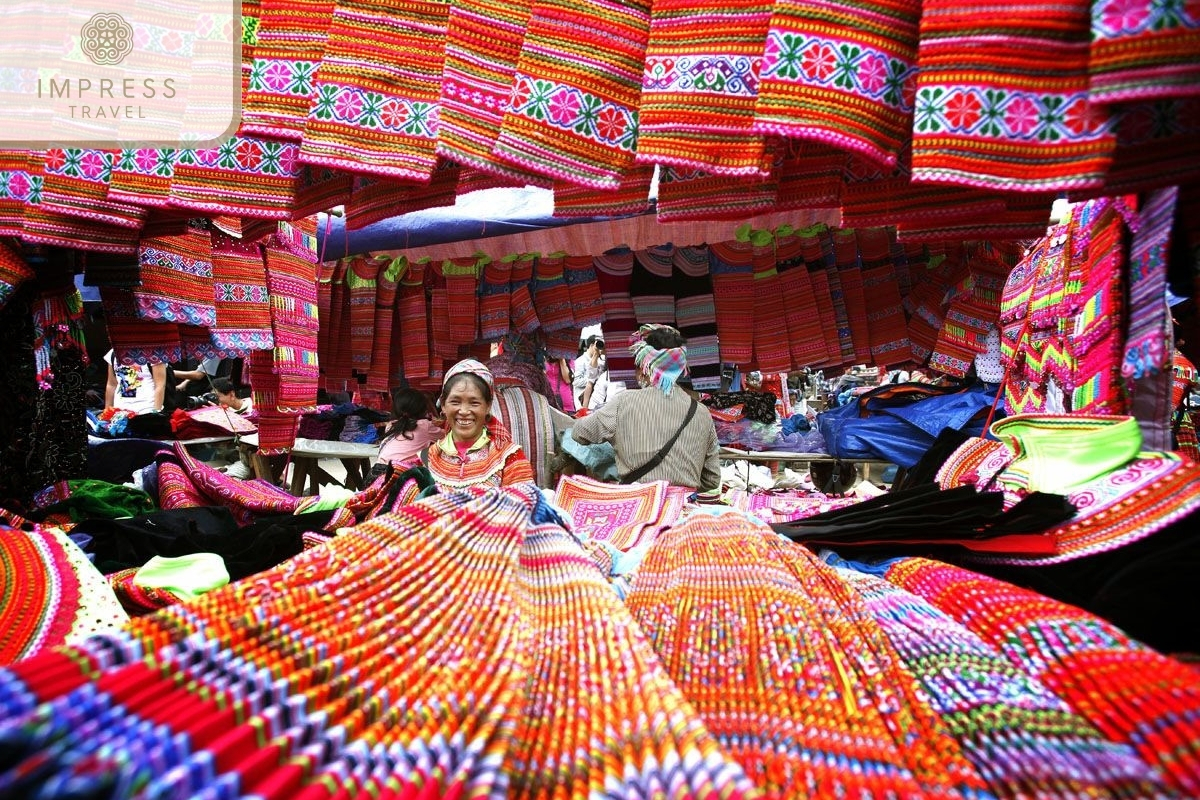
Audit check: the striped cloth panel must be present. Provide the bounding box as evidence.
[493,383,558,488]
[241,0,335,140]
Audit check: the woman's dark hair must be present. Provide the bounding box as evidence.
[210,377,235,395]
[643,325,686,350]
[440,373,493,410]
[384,387,435,440]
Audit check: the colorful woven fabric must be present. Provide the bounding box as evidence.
[345,255,381,379]
[773,139,847,211]
[857,226,912,366]
[264,223,322,412]
[885,556,1200,797]
[507,253,540,334]
[707,240,756,366]
[592,248,637,385]
[0,150,37,237]
[671,245,721,390]
[626,509,991,798]
[638,0,772,176]
[774,232,833,368]
[35,148,146,230]
[492,0,649,187]
[1088,0,1200,105]
[530,253,575,332]
[493,383,558,488]
[755,0,921,168]
[720,488,859,522]
[299,0,447,179]
[436,0,551,186]
[0,526,82,665]
[366,257,403,392]
[832,227,873,364]
[552,165,654,217]
[242,0,335,139]
[107,147,179,208]
[168,137,305,219]
[396,257,431,381]
[554,473,683,553]
[910,1,1114,192]
[630,244,677,327]
[132,226,216,328]
[477,255,514,342]
[751,240,794,372]
[0,241,33,312]
[19,154,141,254]
[343,165,460,231]
[209,229,274,354]
[1067,201,1128,413]
[832,556,1172,798]
[655,165,780,221]
[443,255,482,344]
[99,285,182,366]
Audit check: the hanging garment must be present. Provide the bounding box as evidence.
[671,245,721,391]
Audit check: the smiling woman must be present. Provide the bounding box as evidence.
[420,359,535,492]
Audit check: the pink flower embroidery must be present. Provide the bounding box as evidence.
[262,62,291,93]
[333,90,363,122]
[857,54,888,94]
[1101,0,1150,32]
[7,173,29,199]
[801,43,837,83]
[548,90,579,126]
[1005,95,1041,137]
[78,150,107,180]
[134,149,159,172]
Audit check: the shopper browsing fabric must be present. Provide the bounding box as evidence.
[419,359,535,491]
[571,324,720,491]
[375,387,441,470]
[104,349,167,415]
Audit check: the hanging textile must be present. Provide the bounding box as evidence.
[1125,187,1181,449]
[0,150,35,237]
[773,139,847,211]
[168,136,305,219]
[857,226,912,366]
[34,148,147,230]
[396,257,431,382]
[0,241,33,312]
[107,147,179,209]
[592,247,638,386]
[794,225,845,368]
[443,255,481,344]
[246,347,299,454]
[345,255,381,379]
[910,1,1113,192]
[1064,199,1126,412]
[366,257,403,392]
[775,231,834,368]
[929,242,1015,380]
[832,227,873,364]
[99,286,181,366]
[298,0,448,180]
[436,0,551,186]
[630,244,677,327]
[343,165,461,231]
[707,240,756,366]
[655,165,780,221]
[635,0,771,176]
[1087,1,1200,105]
[209,229,273,354]
[263,222,322,413]
[507,253,540,334]
[754,0,921,170]
[241,0,336,140]
[427,267,458,371]
[477,255,514,342]
[492,0,649,188]
[750,238,792,373]
[528,253,573,332]
[323,258,356,390]
[903,243,958,370]
[671,245,721,391]
[132,226,217,329]
[552,165,654,217]
[562,254,606,328]
[20,156,140,255]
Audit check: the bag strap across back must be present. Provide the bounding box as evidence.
[621,398,700,483]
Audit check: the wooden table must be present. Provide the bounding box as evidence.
[239,433,379,495]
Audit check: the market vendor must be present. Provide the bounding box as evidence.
[571,324,720,492]
[418,359,535,491]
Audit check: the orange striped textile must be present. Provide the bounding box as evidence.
[436,0,551,187]
[1088,2,1200,105]
[910,1,1114,192]
[754,0,921,170]
[493,0,650,188]
[775,232,835,368]
[299,0,448,180]
[552,165,654,218]
[636,0,772,176]
[655,165,779,222]
[241,0,335,141]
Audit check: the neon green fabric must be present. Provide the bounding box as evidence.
[132,553,230,601]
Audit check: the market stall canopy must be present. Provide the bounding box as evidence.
[316,186,841,263]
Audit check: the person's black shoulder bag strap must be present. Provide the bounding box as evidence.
[621,398,700,483]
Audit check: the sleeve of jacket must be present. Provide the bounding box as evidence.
[570,393,621,445]
[500,447,536,486]
[699,420,721,492]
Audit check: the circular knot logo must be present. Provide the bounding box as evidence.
[80,13,134,65]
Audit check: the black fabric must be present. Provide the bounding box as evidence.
[621,397,699,483]
[122,412,176,440]
[703,391,777,423]
[70,505,339,579]
[87,437,170,484]
[892,426,975,490]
